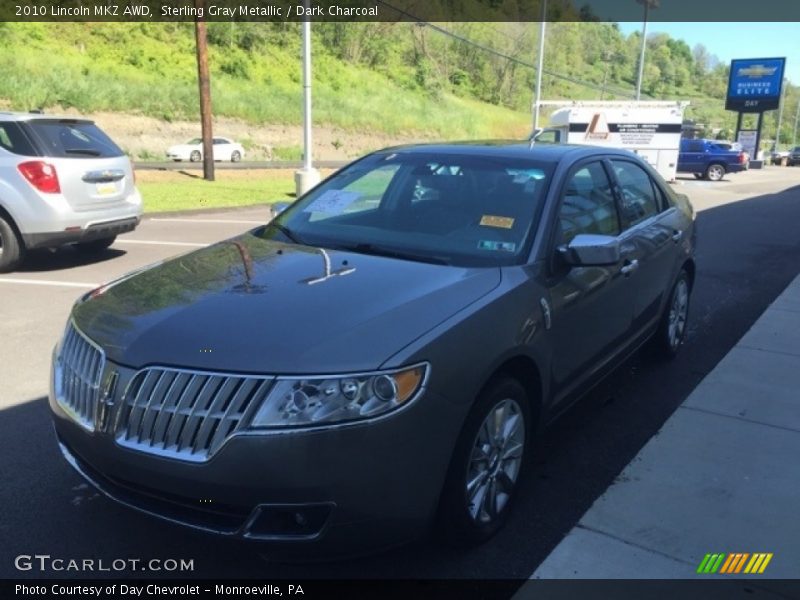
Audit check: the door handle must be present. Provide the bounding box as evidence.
[620,259,639,276]
[671,230,683,243]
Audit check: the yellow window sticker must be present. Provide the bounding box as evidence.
[480,215,515,229]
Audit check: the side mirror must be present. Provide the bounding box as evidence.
[558,234,620,266]
[271,201,291,217]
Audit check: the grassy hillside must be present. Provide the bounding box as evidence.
[0,22,796,146]
[0,22,529,139]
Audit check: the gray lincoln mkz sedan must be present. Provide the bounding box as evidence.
[50,142,695,556]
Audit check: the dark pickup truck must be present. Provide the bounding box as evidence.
[677,138,747,182]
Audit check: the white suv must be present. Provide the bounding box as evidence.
[0,112,142,272]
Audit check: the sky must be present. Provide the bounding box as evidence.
[616,22,799,85]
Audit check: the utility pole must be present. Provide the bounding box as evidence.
[635,0,659,101]
[532,0,547,131]
[774,78,786,151]
[600,50,614,101]
[195,0,214,182]
[295,1,321,197]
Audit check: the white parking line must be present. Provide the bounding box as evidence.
[0,277,99,288]
[116,239,208,248]
[149,218,265,225]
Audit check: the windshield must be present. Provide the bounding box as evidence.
[258,151,554,267]
[187,138,202,144]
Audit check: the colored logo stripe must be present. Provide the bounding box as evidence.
[698,553,773,574]
[697,553,725,573]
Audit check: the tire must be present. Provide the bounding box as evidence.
[704,163,725,182]
[189,150,201,162]
[437,377,531,545]
[231,150,242,163]
[0,213,24,273]
[652,269,691,359]
[74,236,116,254]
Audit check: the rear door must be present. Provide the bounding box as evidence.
[23,119,134,212]
[608,158,683,335]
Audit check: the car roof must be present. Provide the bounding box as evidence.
[0,111,93,123]
[373,140,638,163]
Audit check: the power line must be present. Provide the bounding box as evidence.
[375,1,641,99]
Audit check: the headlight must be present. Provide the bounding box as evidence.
[249,363,428,429]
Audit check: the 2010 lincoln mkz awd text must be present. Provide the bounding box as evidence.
[49,142,695,556]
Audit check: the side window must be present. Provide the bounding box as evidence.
[534,129,561,144]
[687,140,704,152]
[559,161,620,244]
[610,160,661,228]
[0,122,37,156]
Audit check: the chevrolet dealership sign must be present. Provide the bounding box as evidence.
[726,57,786,112]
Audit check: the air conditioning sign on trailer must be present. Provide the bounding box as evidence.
[536,101,688,182]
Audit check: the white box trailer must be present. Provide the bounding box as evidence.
[533,101,689,182]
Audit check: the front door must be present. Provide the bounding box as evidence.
[545,160,637,400]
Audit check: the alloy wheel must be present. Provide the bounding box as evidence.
[465,398,525,524]
[707,164,724,181]
[668,278,689,350]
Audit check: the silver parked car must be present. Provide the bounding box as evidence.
[0,112,142,272]
[50,143,695,556]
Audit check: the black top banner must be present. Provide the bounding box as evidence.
[2,0,800,22]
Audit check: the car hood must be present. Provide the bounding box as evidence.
[72,233,501,374]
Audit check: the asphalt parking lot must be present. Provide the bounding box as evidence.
[2,166,800,580]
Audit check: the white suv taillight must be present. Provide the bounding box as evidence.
[18,161,61,194]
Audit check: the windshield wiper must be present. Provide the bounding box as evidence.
[64,148,102,156]
[271,222,305,245]
[337,243,450,266]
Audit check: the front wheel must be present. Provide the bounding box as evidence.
[437,378,530,545]
[705,163,725,182]
[231,150,242,163]
[74,236,116,254]
[189,150,201,162]
[652,269,691,359]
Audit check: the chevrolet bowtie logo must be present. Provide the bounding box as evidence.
[737,65,777,78]
[96,370,119,433]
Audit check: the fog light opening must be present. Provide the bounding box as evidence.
[247,504,332,538]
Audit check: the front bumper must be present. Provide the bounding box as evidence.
[49,358,464,556]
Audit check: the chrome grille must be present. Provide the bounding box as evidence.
[56,321,106,431]
[114,368,273,462]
